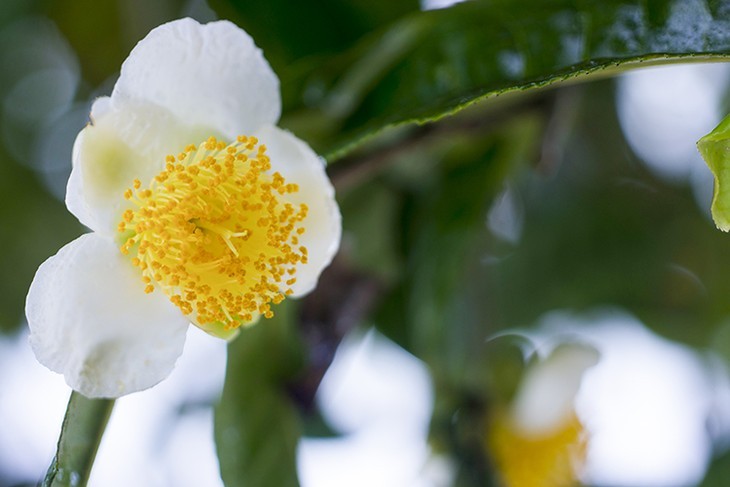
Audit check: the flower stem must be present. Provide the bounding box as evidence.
[43,391,115,487]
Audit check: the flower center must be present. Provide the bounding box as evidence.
[117,136,308,332]
[487,410,587,487]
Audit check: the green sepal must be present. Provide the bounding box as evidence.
[194,320,242,341]
[698,114,730,231]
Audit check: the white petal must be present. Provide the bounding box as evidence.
[512,343,599,435]
[66,98,219,235]
[26,233,189,398]
[90,95,112,120]
[112,18,280,139]
[255,125,341,296]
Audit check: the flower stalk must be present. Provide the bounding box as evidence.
[43,392,115,487]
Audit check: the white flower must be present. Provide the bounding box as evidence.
[509,343,599,436]
[487,343,599,487]
[25,18,341,398]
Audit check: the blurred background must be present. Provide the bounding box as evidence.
[3,0,730,486]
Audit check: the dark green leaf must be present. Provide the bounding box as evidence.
[276,0,730,159]
[44,392,114,487]
[214,302,304,487]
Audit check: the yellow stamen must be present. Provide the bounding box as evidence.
[487,409,588,487]
[117,136,307,330]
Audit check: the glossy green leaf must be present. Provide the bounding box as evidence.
[43,392,114,487]
[214,302,304,487]
[275,0,730,159]
[698,114,730,231]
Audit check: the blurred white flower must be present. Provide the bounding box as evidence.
[25,18,341,398]
[487,343,599,487]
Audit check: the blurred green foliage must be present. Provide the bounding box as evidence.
[0,149,81,331]
[488,84,730,350]
[215,301,304,487]
[209,0,418,69]
[4,0,730,486]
